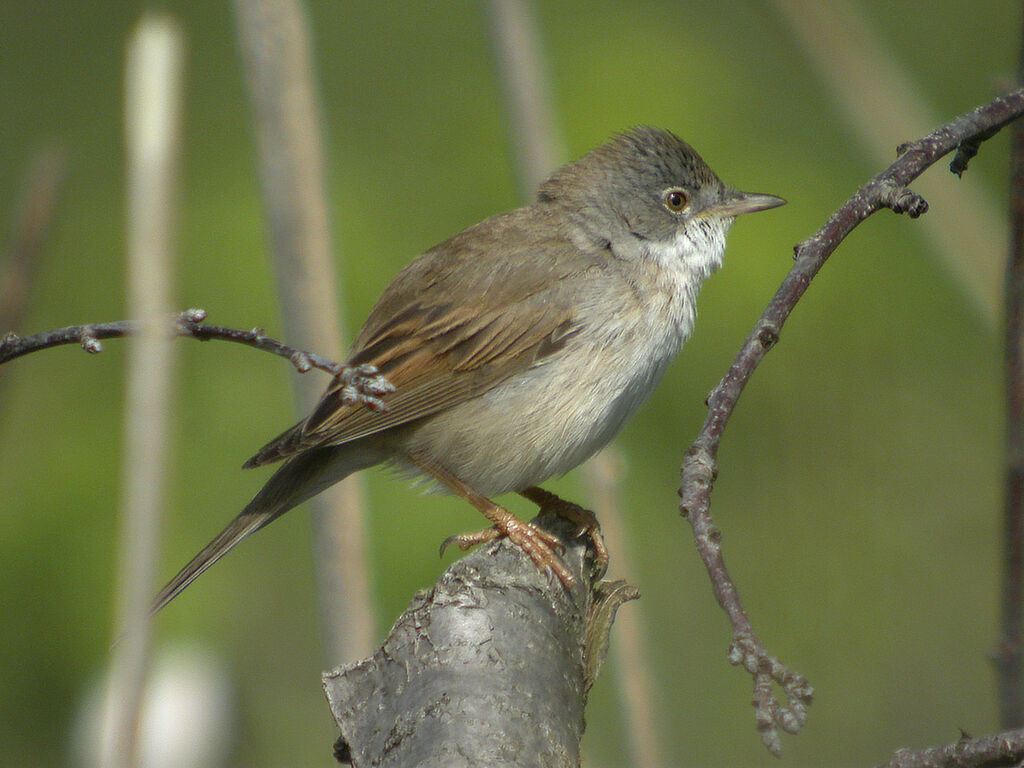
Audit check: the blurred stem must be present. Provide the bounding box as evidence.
[583,451,662,768]
[0,147,65,337]
[0,147,65,404]
[486,0,564,192]
[487,2,661,765]
[233,0,376,663]
[997,9,1024,731]
[103,15,183,768]
[773,0,1003,326]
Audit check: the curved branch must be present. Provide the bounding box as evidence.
[0,308,343,375]
[679,88,1024,755]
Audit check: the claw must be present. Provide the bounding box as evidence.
[440,519,574,588]
[401,451,576,589]
[439,536,453,557]
[439,528,500,557]
[519,487,608,574]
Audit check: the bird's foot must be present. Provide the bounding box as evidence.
[441,510,575,588]
[520,486,608,577]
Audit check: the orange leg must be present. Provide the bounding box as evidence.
[403,451,575,588]
[519,486,608,574]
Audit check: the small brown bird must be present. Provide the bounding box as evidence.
[153,127,784,612]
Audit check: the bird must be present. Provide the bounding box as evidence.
[152,126,784,612]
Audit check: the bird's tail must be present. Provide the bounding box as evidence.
[151,444,374,615]
[150,506,275,614]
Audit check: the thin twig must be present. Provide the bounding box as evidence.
[997,10,1024,731]
[875,729,1024,768]
[0,309,342,374]
[679,88,1024,756]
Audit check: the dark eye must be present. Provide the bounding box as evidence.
[663,188,689,213]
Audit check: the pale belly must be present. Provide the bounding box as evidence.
[391,220,720,498]
[398,309,687,497]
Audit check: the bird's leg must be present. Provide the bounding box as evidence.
[519,487,609,575]
[402,451,576,588]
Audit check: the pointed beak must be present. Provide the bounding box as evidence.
[701,190,786,218]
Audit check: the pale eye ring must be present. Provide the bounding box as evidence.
[663,188,689,213]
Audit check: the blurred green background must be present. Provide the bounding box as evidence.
[0,1,1018,765]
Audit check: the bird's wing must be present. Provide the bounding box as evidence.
[244,211,591,468]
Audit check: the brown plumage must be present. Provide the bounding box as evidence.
[151,127,784,612]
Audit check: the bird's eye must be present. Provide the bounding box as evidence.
[663,188,689,213]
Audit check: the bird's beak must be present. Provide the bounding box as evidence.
[701,190,786,218]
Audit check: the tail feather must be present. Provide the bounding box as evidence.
[242,420,306,469]
[152,444,374,615]
[150,507,278,614]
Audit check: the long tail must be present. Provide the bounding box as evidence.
[150,507,275,614]
[151,445,367,614]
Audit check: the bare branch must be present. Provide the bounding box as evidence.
[774,0,1004,324]
[876,729,1024,768]
[679,88,1024,755]
[0,309,342,375]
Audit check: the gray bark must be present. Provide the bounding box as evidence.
[323,512,636,768]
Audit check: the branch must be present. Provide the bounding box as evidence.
[876,729,1024,768]
[1,310,395,422]
[323,511,636,767]
[679,88,1024,756]
[0,308,342,375]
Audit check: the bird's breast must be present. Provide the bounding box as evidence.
[399,264,698,496]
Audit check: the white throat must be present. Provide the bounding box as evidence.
[643,216,731,283]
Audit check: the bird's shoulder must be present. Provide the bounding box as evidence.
[354,205,604,343]
[245,205,606,467]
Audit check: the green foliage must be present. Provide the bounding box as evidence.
[0,1,1015,765]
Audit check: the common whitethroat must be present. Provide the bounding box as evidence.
[153,126,784,611]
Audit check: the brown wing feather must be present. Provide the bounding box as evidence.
[301,303,571,451]
[244,207,595,469]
